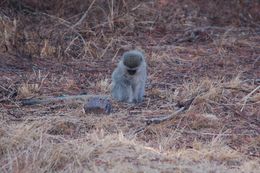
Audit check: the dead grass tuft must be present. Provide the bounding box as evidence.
[18,83,40,98]
[96,78,111,93]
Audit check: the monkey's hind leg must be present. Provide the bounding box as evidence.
[112,83,131,102]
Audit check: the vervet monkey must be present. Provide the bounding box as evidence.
[112,50,147,103]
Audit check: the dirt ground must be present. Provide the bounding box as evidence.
[0,0,260,172]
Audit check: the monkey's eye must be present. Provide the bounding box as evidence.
[127,69,136,75]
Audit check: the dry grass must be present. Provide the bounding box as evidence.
[0,120,259,173]
[0,0,260,172]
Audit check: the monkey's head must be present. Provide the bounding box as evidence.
[122,50,144,76]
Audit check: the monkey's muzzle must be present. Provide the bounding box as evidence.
[127,69,137,75]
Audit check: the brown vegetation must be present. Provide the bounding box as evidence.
[0,0,259,172]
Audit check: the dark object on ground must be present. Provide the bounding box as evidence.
[84,97,112,114]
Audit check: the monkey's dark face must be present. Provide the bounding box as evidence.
[127,69,137,75]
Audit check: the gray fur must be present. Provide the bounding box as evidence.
[112,50,147,103]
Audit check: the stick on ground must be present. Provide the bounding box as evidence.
[21,94,110,105]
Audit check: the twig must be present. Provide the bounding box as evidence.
[145,107,185,125]
[223,86,250,93]
[241,85,260,111]
[0,85,9,92]
[144,97,194,125]
[21,94,110,106]
[130,106,186,138]
[223,105,260,134]
[99,38,114,58]
[71,0,96,29]
[176,129,255,136]
[131,97,195,137]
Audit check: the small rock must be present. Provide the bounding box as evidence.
[83,96,112,115]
